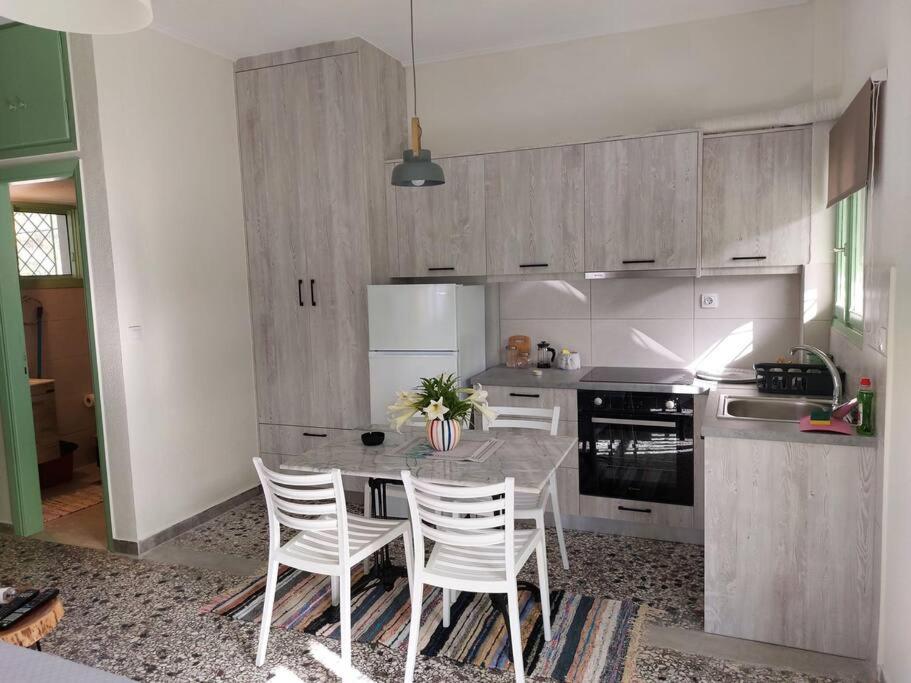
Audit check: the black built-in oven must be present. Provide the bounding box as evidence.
[578,390,694,507]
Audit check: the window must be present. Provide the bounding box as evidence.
[833,188,865,338]
[12,205,81,283]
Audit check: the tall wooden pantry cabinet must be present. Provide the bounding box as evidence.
[234,39,406,442]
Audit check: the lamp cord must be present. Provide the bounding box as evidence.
[410,0,417,117]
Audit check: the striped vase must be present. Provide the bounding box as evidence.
[426,418,461,452]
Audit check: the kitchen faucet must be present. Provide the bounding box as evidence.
[789,345,843,411]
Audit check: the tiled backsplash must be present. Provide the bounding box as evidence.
[494,275,803,371]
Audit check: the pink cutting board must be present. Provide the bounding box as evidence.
[799,415,854,436]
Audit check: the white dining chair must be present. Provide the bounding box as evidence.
[481,403,570,570]
[252,458,412,668]
[400,471,551,683]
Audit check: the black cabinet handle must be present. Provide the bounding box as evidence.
[298,279,304,307]
[310,279,317,306]
[302,432,328,438]
[622,259,656,264]
[519,263,548,268]
[428,267,455,272]
[509,392,540,398]
[618,505,652,514]
[731,256,767,261]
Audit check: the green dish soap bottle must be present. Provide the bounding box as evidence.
[857,377,875,436]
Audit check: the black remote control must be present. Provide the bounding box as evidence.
[0,589,58,630]
[0,590,37,622]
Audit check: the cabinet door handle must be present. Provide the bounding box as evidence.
[509,392,540,398]
[298,279,304,307]
[428,267,455,272]
[618,505,652,514]
[302,432,328,438]
[622,259,655,264]
[519,263,548,268]
[310,279,316,306]
[731,256,767,261]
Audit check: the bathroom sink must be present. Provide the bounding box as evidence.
[716,395,830,423]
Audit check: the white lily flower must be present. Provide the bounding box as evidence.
[423,398,449,421]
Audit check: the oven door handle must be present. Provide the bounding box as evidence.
[590,417,676,428]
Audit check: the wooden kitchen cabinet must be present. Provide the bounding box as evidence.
[485,145,584,275]
[0,24,75,159]
[236,40,404,430]
[704,436,875,658]
[392,155,486,277]
[585,131,699,271]
[702,127,811,268]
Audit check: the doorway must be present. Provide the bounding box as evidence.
[0,160,112,550]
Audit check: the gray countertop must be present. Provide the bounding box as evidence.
[472,365,876,449]
[701,384,876,447]
[471,365,710,395]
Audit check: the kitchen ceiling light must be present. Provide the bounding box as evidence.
[0,0,152,34]
[391,0,444,188]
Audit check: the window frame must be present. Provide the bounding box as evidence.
[11,202,83,289]
[832,188,865,344]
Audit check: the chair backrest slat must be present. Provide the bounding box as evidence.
[481,404,560,435]
[402,470,516,572]
[253,458,349,562]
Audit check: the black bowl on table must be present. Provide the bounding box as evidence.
[361,431,385,446]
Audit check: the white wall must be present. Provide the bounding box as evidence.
[92,29,258,541]
[407,3,822,156]
[494,275,801,371]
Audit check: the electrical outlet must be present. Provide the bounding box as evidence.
[700,293,719,309]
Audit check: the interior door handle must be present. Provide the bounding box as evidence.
[298,279,304,307]
[310,279,316,306]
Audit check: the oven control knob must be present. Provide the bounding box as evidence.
[593,397,603,407]
[665,399,676,411]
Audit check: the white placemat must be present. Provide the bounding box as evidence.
[390,437,503,463]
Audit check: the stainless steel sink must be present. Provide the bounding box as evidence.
[716,394,830,423]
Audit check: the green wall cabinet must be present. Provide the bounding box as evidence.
[0,24,76,159]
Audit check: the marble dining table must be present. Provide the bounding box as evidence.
[263,429,577,493]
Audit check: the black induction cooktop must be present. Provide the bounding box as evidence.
[579,366,695,385]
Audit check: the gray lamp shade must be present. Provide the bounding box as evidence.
[391,149,445,187]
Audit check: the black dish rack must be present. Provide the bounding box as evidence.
[754,362,846,396]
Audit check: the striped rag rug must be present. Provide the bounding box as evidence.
[42,483,104,523]
[202,565,646,682]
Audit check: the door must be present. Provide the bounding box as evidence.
[485,145,584,275]
[702,128,811,268]
[368,351,459,425]
[394,155,486,277]
[236,64,315,426]
[367,284,459,352]
[296,54,371,430]
[585,132,698,271]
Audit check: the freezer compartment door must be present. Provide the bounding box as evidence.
[368,284,459,351]
[369,351,459,425]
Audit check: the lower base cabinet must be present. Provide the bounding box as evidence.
[704,436,876,658]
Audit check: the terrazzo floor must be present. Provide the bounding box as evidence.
[0,497,866,682]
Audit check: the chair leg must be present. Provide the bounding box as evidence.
[331,575,339,607]
[442,588,451,628]
[404,581,423,683]
[506,587,526,683]
[362,481,372,574]
[255,558,279,667]
[339,568,352,667]
[535,539,552,642]
[403,529,414,601]
[548,473,569,570]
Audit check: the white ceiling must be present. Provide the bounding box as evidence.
[150,0,807,63]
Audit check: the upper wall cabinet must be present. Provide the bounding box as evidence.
[392,155,486,277]
[585,131,699,271]
[485,145,584,275]
[0,24,75,159]
[702,127,811,268]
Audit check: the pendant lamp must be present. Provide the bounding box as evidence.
[391,0,444,187]
[0,0,152,34]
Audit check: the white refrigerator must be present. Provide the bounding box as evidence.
[368,284,486,425]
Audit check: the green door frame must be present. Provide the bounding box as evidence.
[0,159,113,547]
